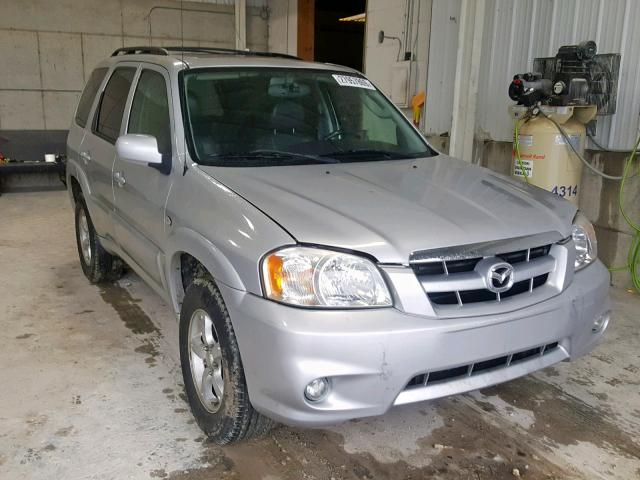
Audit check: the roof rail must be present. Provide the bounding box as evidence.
[163,46,300,60]
[110,46,301,61]
[111,46,169,57]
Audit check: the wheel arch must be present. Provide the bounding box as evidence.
[165,227,246,314]
[70,176,83,204]
[66,160,92,206]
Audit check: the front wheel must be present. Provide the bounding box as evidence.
[179,276,274,444]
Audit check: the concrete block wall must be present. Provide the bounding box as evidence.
[0,0,269,133]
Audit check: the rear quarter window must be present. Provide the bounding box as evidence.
[75,67,108,128]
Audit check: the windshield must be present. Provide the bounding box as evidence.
[181,68,435,166]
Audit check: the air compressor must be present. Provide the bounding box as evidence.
[507,41,619,204]
[509,105,595,204]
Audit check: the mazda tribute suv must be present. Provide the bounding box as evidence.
[66,47,610,444]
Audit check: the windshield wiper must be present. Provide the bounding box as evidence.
[323,129,365,141]
[206,150,338,164]
[323,129,343,141]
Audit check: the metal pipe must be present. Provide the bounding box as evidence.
[235,0,247,51]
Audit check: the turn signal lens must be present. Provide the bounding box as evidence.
[261,246,392,308]
[265,253,284,298]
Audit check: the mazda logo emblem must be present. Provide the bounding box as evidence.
[486,262,515,293]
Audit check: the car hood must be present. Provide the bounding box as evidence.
[198,155,576,263]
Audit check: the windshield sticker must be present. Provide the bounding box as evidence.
[332,74,375,90]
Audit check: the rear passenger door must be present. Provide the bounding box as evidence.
[83,65,137,238]
[68,67,108,185]
[112,64,175,286]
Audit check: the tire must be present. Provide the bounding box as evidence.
[74,198,124,283]
[179,276,274,444]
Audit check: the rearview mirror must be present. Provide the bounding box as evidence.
[116,134,163,166]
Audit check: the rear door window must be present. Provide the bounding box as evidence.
[75,67,108,128]
[93,67,136,143]
[128,69,172,155]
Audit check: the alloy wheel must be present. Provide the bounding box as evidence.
[78,208,92,265]
[188,308,224,413]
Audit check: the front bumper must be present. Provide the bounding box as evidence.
[220,260,610,427]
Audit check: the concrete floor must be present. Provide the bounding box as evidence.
[1,190,639,480]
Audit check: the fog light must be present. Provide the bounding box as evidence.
[304,377,330,402]
[592,311,610,333]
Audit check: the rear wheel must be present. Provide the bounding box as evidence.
[74,199,124,283]
[179,276,274,444]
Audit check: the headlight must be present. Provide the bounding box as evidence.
[262,246,392,308]
[572,212,597,270]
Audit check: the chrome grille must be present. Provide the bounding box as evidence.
[411,243,555,307]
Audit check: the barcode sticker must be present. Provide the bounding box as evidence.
[332,74,375,90]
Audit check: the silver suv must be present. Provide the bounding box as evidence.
[67,47,610,444]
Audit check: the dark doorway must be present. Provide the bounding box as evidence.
[313,0,366,72]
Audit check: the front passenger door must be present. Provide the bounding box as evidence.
[113,65,175,287]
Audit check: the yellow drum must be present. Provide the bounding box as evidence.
[510,105,596,204]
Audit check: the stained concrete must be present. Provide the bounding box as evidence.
[1,190,639,480]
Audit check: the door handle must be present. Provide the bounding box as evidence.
[80,151,91,164]
[114,171,126,187]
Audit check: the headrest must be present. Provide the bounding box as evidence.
[270,101,305,131]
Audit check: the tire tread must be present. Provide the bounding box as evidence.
[74,197,124,284]
[182,275,274,444]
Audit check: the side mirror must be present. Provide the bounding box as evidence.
[116,134,163,166]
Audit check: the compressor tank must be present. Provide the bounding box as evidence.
[510,105,596,204]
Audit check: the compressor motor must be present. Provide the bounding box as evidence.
[509,40,599,107]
